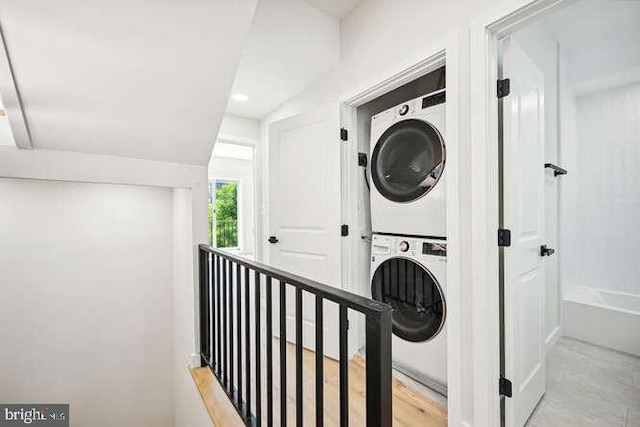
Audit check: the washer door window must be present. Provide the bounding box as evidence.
[371,257,445,342]
[371,119,445,203]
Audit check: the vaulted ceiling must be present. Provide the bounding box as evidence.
[225,0,342,119]
[0,0,257,165]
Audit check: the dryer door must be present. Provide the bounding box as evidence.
[371,257,445,342]
[371,119,445,203]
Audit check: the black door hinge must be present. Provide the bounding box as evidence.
[340,128,348,141]
[341,224,349,237]
[498,228,511,247]
[358,152,368,167]
[497,78,511,98]
[499,376,513,398]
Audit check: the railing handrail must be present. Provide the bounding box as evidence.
[199,244,391,318]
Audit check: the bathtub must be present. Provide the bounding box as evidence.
[563,286,640,357]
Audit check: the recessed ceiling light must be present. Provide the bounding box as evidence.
[232,93,249,102]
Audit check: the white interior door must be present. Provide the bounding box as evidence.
[268,108,342,358]
[501,37,546,427]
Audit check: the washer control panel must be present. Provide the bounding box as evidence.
[372,234,447,259]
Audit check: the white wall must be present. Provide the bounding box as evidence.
[511,23,561,347]
[172,188,212,427]
[0,147,210,427]
[557,0,640,299]
[209,154,256,254]
[562,82,640,296]
[219,113,260,142]
[0,178,174,427]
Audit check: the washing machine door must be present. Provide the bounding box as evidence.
[371,119,445,203]
[371,257,445,342]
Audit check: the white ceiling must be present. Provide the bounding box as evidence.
[225,0,341,119]
[542,0,640,52]
[301,0,364,18]
[0,0,257,165]
[535,0,640,85]
[212,141,253,161]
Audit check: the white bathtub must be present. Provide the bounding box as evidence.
[563,286,640,357]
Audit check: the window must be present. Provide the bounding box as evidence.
[208,180,239,248]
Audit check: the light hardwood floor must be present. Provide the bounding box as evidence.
[191,342,447,426]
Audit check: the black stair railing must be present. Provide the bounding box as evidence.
[198,244,393,427]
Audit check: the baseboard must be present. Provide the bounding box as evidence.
[189,352,201,368]
[545,326,561,354]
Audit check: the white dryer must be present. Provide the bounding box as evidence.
[370,233,447,394]
[370,89,446,238]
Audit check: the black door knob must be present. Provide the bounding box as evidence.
[268,236,279,244]
[540,245,555,257]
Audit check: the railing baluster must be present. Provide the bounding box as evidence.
[208,252,213,367]
[255,270,262,426]
[280,281,287,427]
[295,288,303,427]
[224,258,230,389]
[244,265,251,416]
[365,310,392,427]
[237,263,242,404]
[216,255,222,376]
[210,254,216,369]
[266,277,274,427]
[315,296,324,427]
[339,305,349,427]
[222,258,228,388]
[229,260,235,397]
[198,249,208,367]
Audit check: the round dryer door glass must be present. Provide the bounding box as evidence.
[371,119,445,203]
[371,257,445,342]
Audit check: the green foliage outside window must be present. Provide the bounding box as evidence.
[208,181,238,248]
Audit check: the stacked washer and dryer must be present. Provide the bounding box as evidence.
[368,88,448,395]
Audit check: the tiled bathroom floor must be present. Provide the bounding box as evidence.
[526,337,640,427]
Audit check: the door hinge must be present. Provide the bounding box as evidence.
[497,78,511,98]
[498,228,511,247]
[499,376,513,398]
[341,224,349,237]
[358,152,368,167]
[340,127,348,141]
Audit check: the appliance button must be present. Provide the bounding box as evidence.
[399,241,410,252]
[399,104,409,115]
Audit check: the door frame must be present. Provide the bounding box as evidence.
[469,0,570,424]
[339,31,463,426]
[214,135,260,257]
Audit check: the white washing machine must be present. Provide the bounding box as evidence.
[370,233,447,394]
[370,89,446,238]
